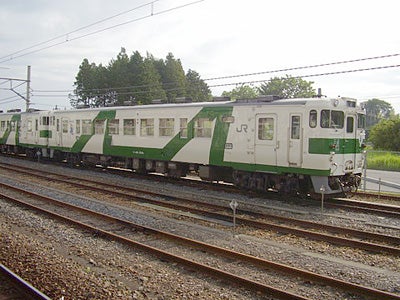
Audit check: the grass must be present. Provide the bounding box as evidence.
[366,151,400,171]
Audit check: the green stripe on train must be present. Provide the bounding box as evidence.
[0,114,21,145]
[308,138,363,154]
[100,106,234,162]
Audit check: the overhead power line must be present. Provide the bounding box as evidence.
[29,63,400,100]
[0,0,204,64]
[203,53,400,81]
[32,52,400,95]
[0,1,160,62]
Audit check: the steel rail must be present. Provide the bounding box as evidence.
[0,185,306,300]
[1,183,400,300]
[1,163,399,255]
[0,264,51,300]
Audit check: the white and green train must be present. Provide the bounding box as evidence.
[0,96,366,196]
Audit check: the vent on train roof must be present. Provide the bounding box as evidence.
[212,96,231,102]
[235,95,281,103]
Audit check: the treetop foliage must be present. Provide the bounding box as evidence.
[72,48,211,107]
[362,98,394,129]
[369,115,400,151]
[221,75,316,100]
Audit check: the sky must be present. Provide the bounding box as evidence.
[1,0,400,113]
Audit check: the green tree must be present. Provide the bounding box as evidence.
[363,98,394,129]
[222,84,259,100]
[369,116,400,151]
[138,54,166,104]
[107,48,132,105]
[162,53,187,102]
[72,48,207,107]
[73,59,111,107]
[258,75,315,99]
[185,69,211,102]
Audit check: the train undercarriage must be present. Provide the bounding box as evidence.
[0,146,361,198]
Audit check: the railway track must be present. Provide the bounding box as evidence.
[0,264,51,300]
[1,182,399,300]
[324,196,400,217]
[1,162,399,256]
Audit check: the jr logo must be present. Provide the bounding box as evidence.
[236,124,248,133]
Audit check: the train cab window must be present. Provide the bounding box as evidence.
[321,110,344,128]
[94,120,105,135]
[123,119,135,135]
[346,116,354,133]
[76,120,81,134]
[159,118,174,137]
[140,118,154,136]
[358,113,366,129]
[258,118,274,140]
[194,118,212,138]
[82,120,92,135]
[180,118,188,138]
[108,119,120,135]
[42,117,49,126]
[309,110,317,128]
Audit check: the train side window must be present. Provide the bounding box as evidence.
[140,118,154,136]
[258,118,274,140]
[62,119,69,133]
[291,116,300,139]
[180,118,188,138]
[108,119,120,135]
[346,116,354,133]
[159,118,174,137]
[56,119,60,132]
[82,120,92,135]
[94,120,105,135]
[309,110,317,128]
[123,119,135,135]
[27,120,33,132]
[76,120,81,134]
[11,121,16,132]
[35,119,38,131]
[194,118,212,138]
[0,121,5,131]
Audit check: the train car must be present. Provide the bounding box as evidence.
[18,110,52,159]
[0,110,21,154]
[23,96,364,197]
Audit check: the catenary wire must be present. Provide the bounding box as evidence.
[0,0,204,64]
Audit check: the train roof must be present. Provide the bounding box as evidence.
[1,96,362,116]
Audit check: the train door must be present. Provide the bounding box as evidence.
[345,114,357,171]
[288,114,302,166]
[56,118,62,146]
[255,114,277,169]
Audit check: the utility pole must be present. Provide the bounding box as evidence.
[26,65,31,111]
[0,66,31,111]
